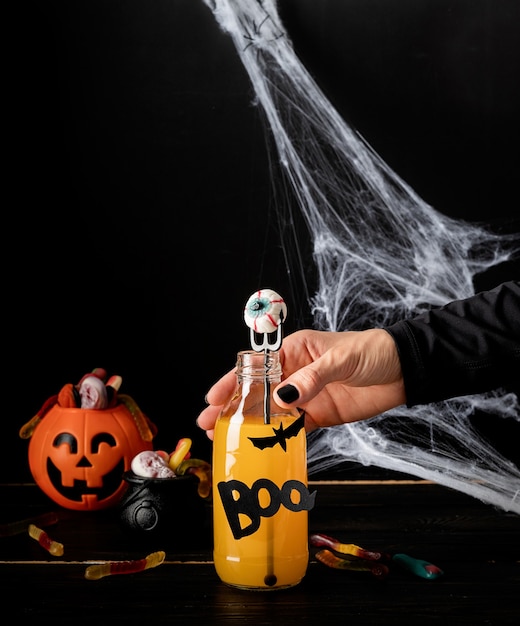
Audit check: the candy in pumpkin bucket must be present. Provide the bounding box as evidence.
[19,368,157,511]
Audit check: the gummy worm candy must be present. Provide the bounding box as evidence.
[315,550,389,579]
[0,512,59,538]
[392,553,444,580]
[311,533,443,580]
[19,394,59,439]
[28,524,64,556]
[118,393,156,442]
[57,383,79,408]
[175,458,212,498]
[168,438,192,472]
[84,551,166,580]
[310,533,384,561]
[106,374,122,406]
[106,375,122,391]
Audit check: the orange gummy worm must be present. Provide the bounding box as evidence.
[28,524,64,556]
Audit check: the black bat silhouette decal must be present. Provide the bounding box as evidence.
[248,412,305,451]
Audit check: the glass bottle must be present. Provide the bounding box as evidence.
[212,349,315,590]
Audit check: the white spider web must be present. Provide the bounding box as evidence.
[203,0,520,513]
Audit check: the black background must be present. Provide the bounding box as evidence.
[5,0,519,482]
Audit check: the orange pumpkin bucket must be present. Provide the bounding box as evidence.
[20,373,157,511]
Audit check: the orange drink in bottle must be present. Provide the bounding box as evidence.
[212,350,315,590]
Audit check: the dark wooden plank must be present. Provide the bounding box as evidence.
[1,482,518,624]
[2,560,519,624]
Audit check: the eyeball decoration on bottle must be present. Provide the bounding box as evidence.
[244,289,287,334]
[244,289,287,352]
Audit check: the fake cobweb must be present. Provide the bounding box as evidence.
[203,0,520,513]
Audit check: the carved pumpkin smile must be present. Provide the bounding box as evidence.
[46,455,126,503]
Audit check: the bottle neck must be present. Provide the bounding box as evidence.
[236,350,282,383]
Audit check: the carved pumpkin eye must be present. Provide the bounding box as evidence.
[91,433,117,452]
[53,432,78,453]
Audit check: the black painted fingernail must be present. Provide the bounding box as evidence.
[277,384,299,403]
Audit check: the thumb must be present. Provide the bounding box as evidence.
[274,359,336,407]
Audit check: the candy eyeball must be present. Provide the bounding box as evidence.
[244,289,287,334]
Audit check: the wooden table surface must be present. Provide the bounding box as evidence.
[1,481,519,624]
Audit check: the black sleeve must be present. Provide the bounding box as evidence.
[384,281,520,406]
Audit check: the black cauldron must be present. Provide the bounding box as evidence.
[119,471,208,535]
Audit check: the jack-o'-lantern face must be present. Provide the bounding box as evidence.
[28,404,153,511]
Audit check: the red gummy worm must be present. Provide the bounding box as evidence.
[108,558,148,575]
